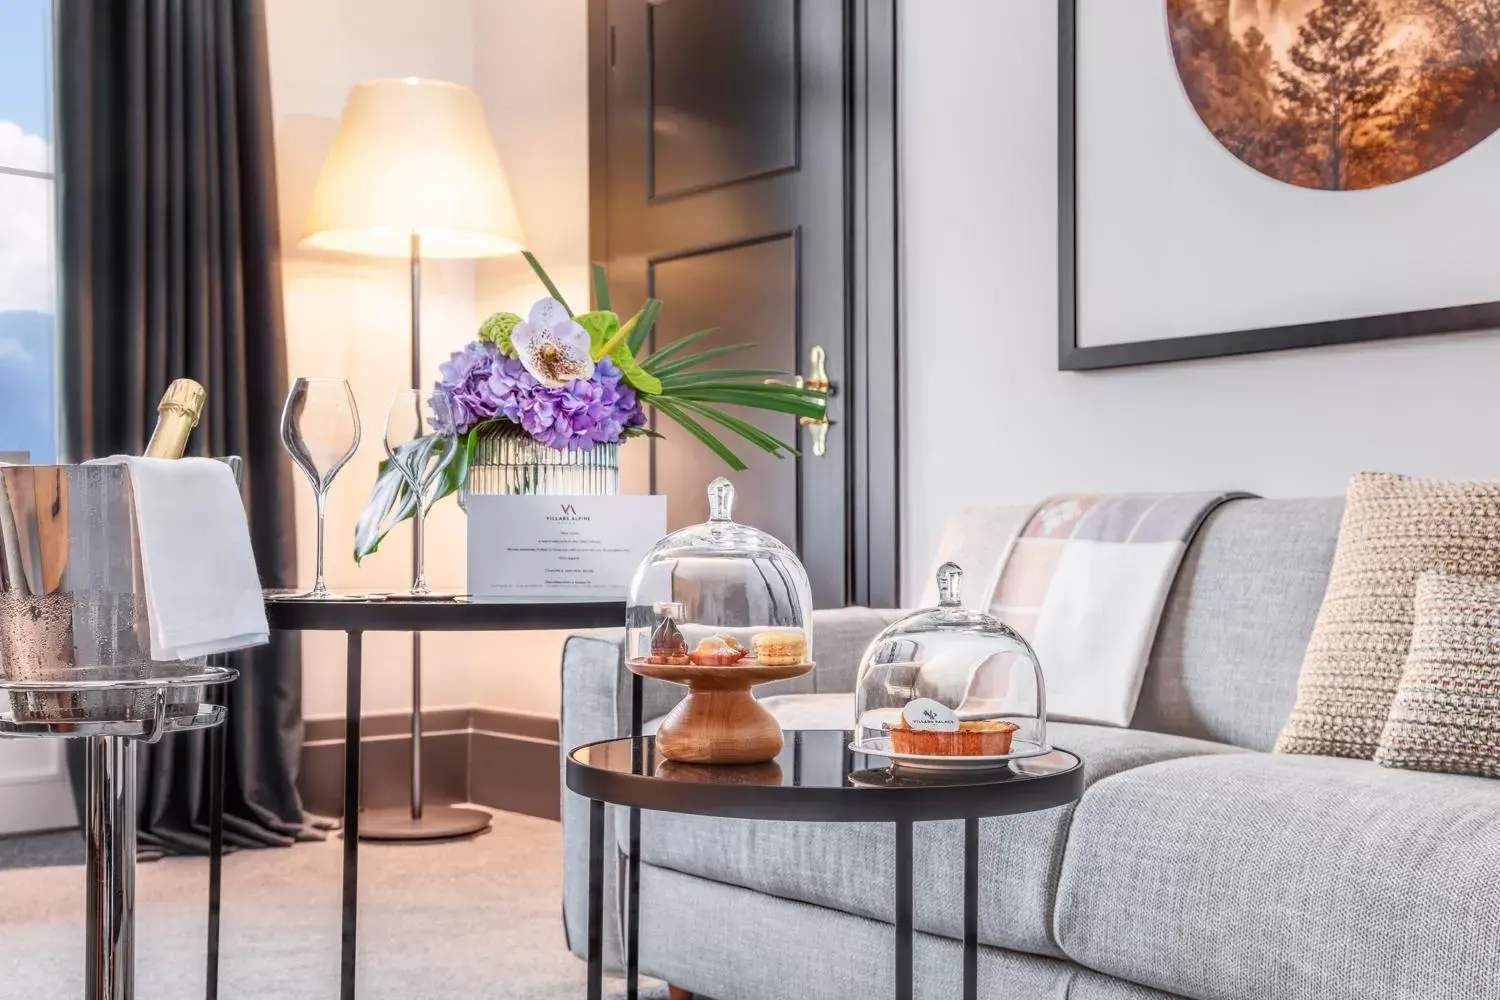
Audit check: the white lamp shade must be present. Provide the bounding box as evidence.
[301,78,525,259]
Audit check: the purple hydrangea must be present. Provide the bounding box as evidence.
[436,340,646,448]
[434,340,505,434]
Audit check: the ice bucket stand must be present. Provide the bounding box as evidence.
[0,461,244,1000]
[0,669,236,1000]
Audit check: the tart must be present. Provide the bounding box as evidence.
[689,636,745,666]
[885,718,1018,756]
[752,630,806,666]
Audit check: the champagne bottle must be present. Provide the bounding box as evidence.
[143,378,208,458]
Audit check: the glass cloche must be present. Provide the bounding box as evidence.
[625,477,814,764]
[853,562,1048,765]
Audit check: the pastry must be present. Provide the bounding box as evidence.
[689,636,744,666]
[752,629,806,666]
[648,607,691,665]
[885,718,1018,756]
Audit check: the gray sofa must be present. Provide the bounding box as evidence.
[559,498,1500,1000]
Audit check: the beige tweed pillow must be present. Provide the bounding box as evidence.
[1375,573,1500,777]
[1276,472,1500,759]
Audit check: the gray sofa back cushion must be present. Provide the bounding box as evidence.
[1131,497,1343,752]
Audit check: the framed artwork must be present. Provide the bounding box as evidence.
[1060,0,1500,370]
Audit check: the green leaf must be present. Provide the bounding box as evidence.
[596,310,639,359]
[667,385,826,418]
[652,399,747,471]
[675,399,799,456]
[574,310,620,354]
[649,343,755,378]
[353,432,470,562]
[590,263,611,311]
[577,308,663,393]
[642,326,718,371]
[621,424,664,439]
[657,368,785,389]
[610,339,663,395]
[522,251,571,315]
[628,299,663,356]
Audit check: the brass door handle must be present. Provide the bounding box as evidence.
[767,346,834,457]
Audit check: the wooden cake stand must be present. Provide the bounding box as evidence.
[627,659,814,764]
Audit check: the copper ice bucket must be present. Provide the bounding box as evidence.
[0,463,213,723]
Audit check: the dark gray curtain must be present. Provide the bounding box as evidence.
[56,0,319,853]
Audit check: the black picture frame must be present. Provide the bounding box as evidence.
[1057,0,1500,371]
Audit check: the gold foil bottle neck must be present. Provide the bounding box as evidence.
[143,378,207,458]
[158,378,207,425]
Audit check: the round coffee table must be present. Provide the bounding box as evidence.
[566,729,1084,1000]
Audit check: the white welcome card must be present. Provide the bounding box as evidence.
[465,494,667,601]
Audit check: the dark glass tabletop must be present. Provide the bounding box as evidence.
[262,590,625,632]
[566,730,1084,822]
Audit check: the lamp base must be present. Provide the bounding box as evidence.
[353,805,492,842]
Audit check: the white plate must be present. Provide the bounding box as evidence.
[849,737,1053,771]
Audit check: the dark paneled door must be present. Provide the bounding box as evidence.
[597,0,851,607]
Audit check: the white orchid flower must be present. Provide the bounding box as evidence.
[510,297,596,387]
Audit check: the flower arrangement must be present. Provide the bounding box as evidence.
[355,253,826,559]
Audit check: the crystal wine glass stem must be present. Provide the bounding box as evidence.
[312,489,329,597]
[411,492,429,595]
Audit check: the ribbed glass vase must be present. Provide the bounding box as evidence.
[461,423,619,499]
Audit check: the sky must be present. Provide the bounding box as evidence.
[0,0,53,315]
[0,0,52,142]
[0,0,56,461]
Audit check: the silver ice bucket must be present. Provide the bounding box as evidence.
[0,463,216,724]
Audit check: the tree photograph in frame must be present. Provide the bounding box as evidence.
[1168,0,1500,191]
[1059,0,1500,370]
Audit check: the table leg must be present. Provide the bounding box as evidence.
[85,734,136,1000]
[341,631,363,1000]
[205,694,226,1000]
[895,819,913,1000]
[587,798,605,1000]
[628,671,642,999]
[964,817,978,1000]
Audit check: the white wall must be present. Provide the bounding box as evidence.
[898,0,1500,604]
[267,0,603,720]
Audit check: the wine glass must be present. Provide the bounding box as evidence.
[383,389,460,597]
[281,378,362,599]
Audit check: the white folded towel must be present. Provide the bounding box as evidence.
[90,456,269,661]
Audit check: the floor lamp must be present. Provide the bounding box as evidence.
[301,77,525,841]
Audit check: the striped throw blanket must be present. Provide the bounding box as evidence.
[987,492,1251,727]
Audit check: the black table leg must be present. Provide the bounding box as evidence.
[341,631,363,1000]
[587,798,605,1000]
[627,672,642,999]
[205,682,226,1000]
[895,819,913,1000]
[964,816,978,1000]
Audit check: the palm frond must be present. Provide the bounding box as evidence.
[652,398,747,470]
[629,299,663,356]
[641,327,719,371]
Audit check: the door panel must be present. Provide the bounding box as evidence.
[648,0,799,199]
[601,0,850,607]
[650,233,799,540]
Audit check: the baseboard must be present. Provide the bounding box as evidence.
[299,709,560,821]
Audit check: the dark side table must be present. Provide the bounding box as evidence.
[264,594,625,1000]
[567,730,1084,1000]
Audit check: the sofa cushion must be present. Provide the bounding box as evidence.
[626,710,1243,959]
[1376,572,1500,778]
[1055,753,1500,1000]
[1277,473,1500,759]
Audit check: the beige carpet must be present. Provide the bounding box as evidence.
[0,808,637,1000]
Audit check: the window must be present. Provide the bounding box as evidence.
[0,0,56,463]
